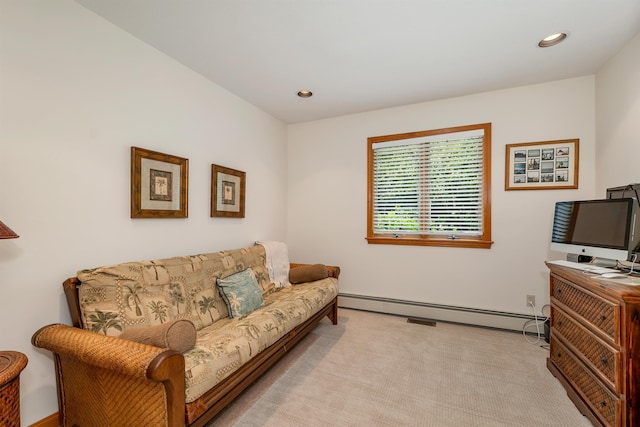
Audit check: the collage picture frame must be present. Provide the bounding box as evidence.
[505,139,579,191]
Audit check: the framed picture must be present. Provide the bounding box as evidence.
[505,139,579,191]
[211,164,245,218]
[131,147,188,218]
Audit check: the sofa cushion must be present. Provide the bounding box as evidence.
[77,255,228,335]
[289,264,329,284]
[183,276,339,403]
[217,269,264,318]
[76,246,274,336]
[119,319,197,353]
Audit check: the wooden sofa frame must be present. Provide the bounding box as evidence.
[33,264,339,427]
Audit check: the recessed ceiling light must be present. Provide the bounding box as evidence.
[538,32,567,48]
[297,90,313,98]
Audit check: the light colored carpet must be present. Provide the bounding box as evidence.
[211,308,593,426]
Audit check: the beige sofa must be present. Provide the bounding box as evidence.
[32,244,339,427]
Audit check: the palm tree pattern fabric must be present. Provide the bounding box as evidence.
[183,278,337,402]
[217,268,264,318]
[77,245,273,335]
[75,244,338,403]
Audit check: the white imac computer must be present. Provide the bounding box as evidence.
[550,198,639,266]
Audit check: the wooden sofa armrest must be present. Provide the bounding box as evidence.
[63,277,84,328]
[290,263,341,279]
[32,324,185,426]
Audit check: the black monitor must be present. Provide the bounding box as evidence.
[550,198,638,262]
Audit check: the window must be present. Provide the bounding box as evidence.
[367,123,492,248]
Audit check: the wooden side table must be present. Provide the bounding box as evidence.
[0,351,28,427]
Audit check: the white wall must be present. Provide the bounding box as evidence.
[595,33,640,194]
[287,77,597,318]
[4,2,638,424]
[0,2,287,424]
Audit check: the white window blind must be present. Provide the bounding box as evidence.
[371,129,485,237]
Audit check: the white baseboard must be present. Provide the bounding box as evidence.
[338,293,535,333]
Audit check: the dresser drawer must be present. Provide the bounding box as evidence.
[551,275,619,343]
[553,308,620,391]
[550,336,620,426]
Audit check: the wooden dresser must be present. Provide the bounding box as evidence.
[547,263,640,427]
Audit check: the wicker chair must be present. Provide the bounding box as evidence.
[32,325,184,427]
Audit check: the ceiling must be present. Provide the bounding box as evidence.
[75,0,640,124]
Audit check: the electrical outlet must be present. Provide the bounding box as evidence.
[526,294,536,307]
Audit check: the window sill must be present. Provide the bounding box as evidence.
[366,236,493,249]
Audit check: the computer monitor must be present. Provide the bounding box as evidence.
[550,198,638,263]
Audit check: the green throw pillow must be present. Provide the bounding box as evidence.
[217,268,264,318]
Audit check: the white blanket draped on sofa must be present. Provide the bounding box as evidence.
[257,240,291,287]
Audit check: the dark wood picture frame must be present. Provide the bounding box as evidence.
[131,147,188,218]
[505,139,579,191]
[211,164,245,218]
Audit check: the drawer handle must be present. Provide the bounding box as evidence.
[600,314,607,322]
[600,400,607,408]
[557,321,562,327]
[601,357,608,365]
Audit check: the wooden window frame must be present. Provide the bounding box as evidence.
[366,123,493,249]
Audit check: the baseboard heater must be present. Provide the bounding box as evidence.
[338,293,535,333]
